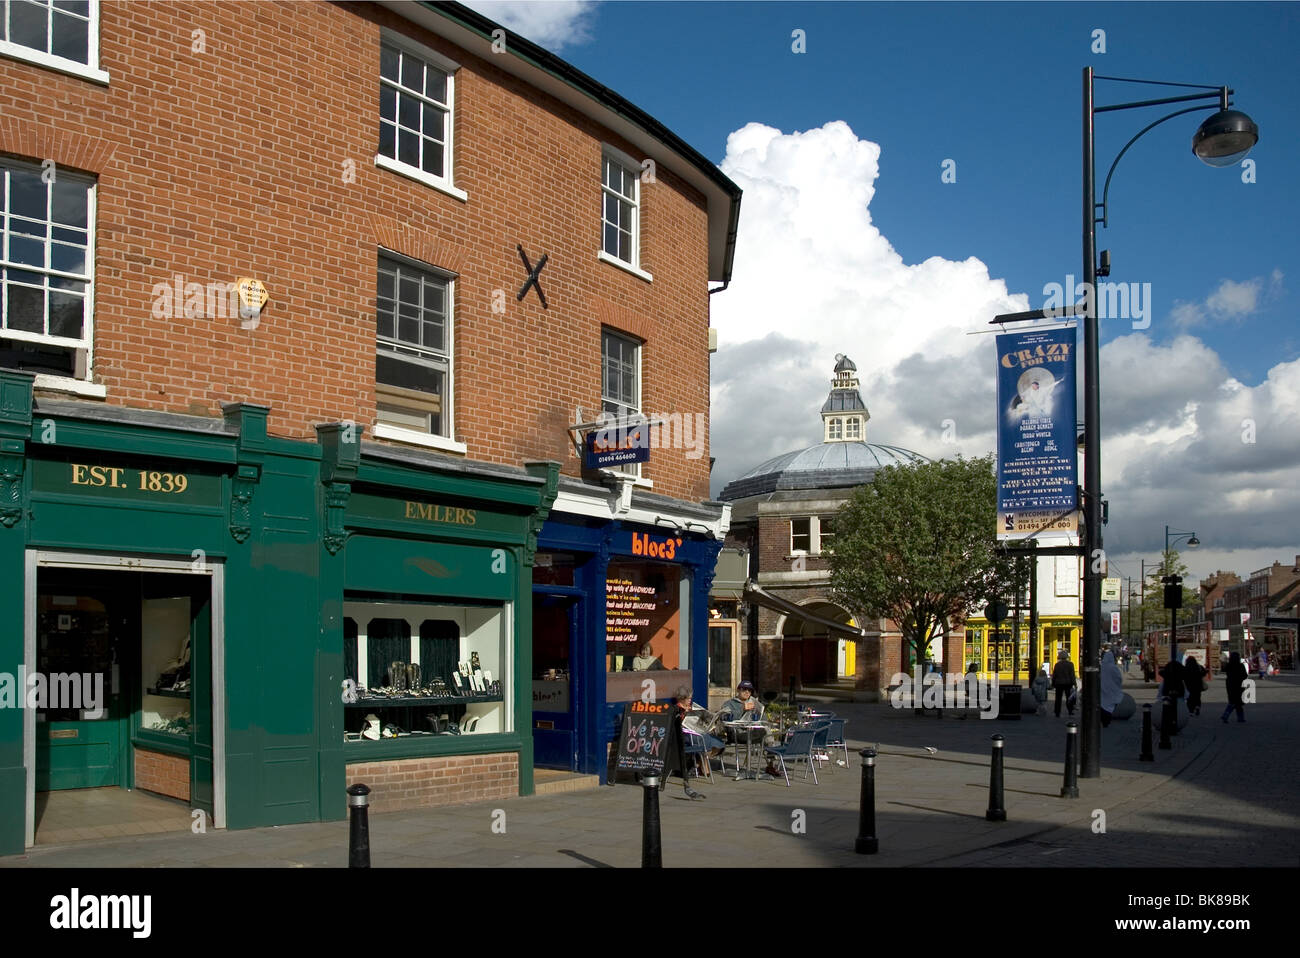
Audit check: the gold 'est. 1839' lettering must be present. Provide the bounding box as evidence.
[403,501,477,525]
[71,464,188,493]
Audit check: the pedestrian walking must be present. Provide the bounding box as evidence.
[1140,651,1155,684]
[1221,651,1248,723]
[1183,653,1206,716]
[1099,649,1123,727]
[1158,656,1185,725]
[1255,648,1269,679]
[1051,650,1077,717]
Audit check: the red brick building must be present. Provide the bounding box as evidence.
[0,0,741,846]
[1,0,736,498]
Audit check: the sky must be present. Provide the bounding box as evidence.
[466,1,1300,590]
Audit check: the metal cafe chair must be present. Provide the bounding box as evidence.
[823,718,849,768]
[681,728,714,784]
[763,726,820,786]
[806,720,833,771]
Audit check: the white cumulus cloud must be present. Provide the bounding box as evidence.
[461,1,599,51]
[709,121,1300,578]
[1172,272,1283,328]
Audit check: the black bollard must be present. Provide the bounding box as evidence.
[1060,722,1079,798]
[855,748,879,854]
[1159,696,1174,750]
[1139,703,1155,761]
[641,775,662,868]
[347,783,371,868]
[986,734,1007,821]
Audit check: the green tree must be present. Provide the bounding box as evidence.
[828,455,1013,675]
[1129,550,1199,644]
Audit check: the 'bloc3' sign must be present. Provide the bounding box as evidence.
[616,701,673,777]
[585,422,651,469]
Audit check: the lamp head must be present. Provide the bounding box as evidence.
[1187,535,1200,549]
[1192,109,1259,167]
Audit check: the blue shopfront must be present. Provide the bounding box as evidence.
[531,512,722,779]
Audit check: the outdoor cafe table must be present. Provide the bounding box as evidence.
[725,721,770,780]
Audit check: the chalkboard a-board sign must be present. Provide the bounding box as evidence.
[616,701,675,777]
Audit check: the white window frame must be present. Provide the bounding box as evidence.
[374,249,464,453]
[0,0,108,84]
[373,29,466,203]
[1,157,101,393]
[790,517,811,555]
[845,416,861,439]
[816,515,835,555]
[598,145,652,282]
[600,326,646,482]
[789,515,835,556]
[826,417,843,441]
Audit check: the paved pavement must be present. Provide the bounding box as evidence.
[3,670,1297,869]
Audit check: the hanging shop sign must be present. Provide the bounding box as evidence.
[584,422,651,469]
[995,327,1079,541]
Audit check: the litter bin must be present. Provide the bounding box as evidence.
[998,685,1022,720]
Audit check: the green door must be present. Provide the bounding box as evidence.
[35,597,122,790]
[188,589,214,818]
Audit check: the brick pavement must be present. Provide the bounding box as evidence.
[2,671,1295,868]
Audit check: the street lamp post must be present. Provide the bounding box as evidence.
[1078,69,1256,778]
[1165,526,1200,563]
[1161,527,1199,663]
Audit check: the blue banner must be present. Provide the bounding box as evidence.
[995,328,1079,540]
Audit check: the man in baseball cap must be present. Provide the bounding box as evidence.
[719,680,762,723]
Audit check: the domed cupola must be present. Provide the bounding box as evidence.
[718,354,927,501]
[820,354,869,442]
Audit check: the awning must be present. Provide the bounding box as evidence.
[743,582,866,639]
[710,548,749,600]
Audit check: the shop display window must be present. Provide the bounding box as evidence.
[141,596,192,737]
[605,561,682,674]
[342,600,510,743]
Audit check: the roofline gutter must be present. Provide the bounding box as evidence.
[413,1,742,284]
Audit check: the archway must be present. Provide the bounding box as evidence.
[779,599,857,686]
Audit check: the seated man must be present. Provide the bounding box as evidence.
[718,680,764,724]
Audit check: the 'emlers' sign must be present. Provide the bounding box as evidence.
[631,532,682,560]
[585,422,651,469]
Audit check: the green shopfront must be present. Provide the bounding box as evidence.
[0,371,558,856]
